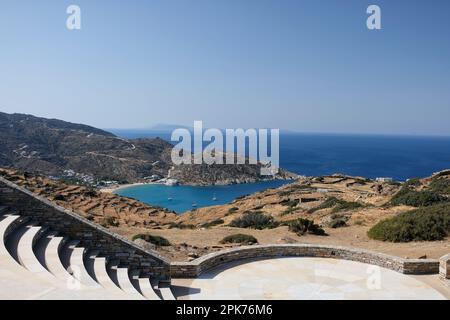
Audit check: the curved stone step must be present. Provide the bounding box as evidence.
[158,282,176,300]
[9,223,70,288]
[93,257,124,293]
[0,215,68,299]
[5,222,40,266]
[60,240,79,269]
[33,231,57,272]
[18,225,49,272]
[0,215,21,257]
[84,250,100,283]
[67,245,101,287]
[149,279,163,299]
[115,268,145,299]
[44,235,81,285]
[137,278,161,300]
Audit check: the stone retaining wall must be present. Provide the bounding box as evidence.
[0,177,170,279]
[171,244,440,278]
[440,254,450,284]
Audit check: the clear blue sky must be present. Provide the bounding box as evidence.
[1,0,449,135]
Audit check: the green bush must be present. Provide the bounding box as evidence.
[280,198,300,207]
[331,201,363,213]
[308,197,362,214]
[220,234,258,245]
[287,218,326,236]
[101,216,119,227]
[228,207,239,214]
[84,189,98,197]
[200,219,224,228]
[307,197,339,213]
[328,217,348,228]
[405,178,422,187]
[390,187,446,207]
[229,212,279,230]
[430,178,450,194]
[132,234,171,246]
[368,204,450,242]
[168,222,196,229]
[281,207,298,216]
[54,194,66,201]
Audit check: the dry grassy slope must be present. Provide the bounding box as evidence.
[2,168,449,262]
[175,175,403,227]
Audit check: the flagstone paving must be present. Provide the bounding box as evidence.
[172,257,449,300]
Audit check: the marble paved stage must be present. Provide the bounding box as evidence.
[172,257,449,300]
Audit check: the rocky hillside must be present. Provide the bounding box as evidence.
[0,112,293,185]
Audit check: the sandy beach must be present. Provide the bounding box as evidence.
[99,182,149,194]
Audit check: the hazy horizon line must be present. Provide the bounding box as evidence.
[105,126,450,139]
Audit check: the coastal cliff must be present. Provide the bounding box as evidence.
[168,162,297,186]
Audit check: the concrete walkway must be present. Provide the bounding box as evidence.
[172,257,449,300]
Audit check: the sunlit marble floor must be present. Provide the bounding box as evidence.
[172,257,449,300]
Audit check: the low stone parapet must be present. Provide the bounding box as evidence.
[171,244,440,278]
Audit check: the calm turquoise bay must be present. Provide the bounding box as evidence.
[115,180,290,213]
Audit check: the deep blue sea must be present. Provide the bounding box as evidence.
[110,129,450,213]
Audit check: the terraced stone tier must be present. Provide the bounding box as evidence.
[43,235,80,284]
[67,246,101,287]
[157,281,176,300]
[0,211,167,300]
[94,257,127,294]
[115,268,144,299]
[0,176,171,300]
[137,278,161,300]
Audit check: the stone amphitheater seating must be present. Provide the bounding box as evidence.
[0,206,178,299]
[0,177,177,300]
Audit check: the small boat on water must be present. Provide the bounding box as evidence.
[167,197,173,201]
[212,193,217,201]
[192,203,197,207]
